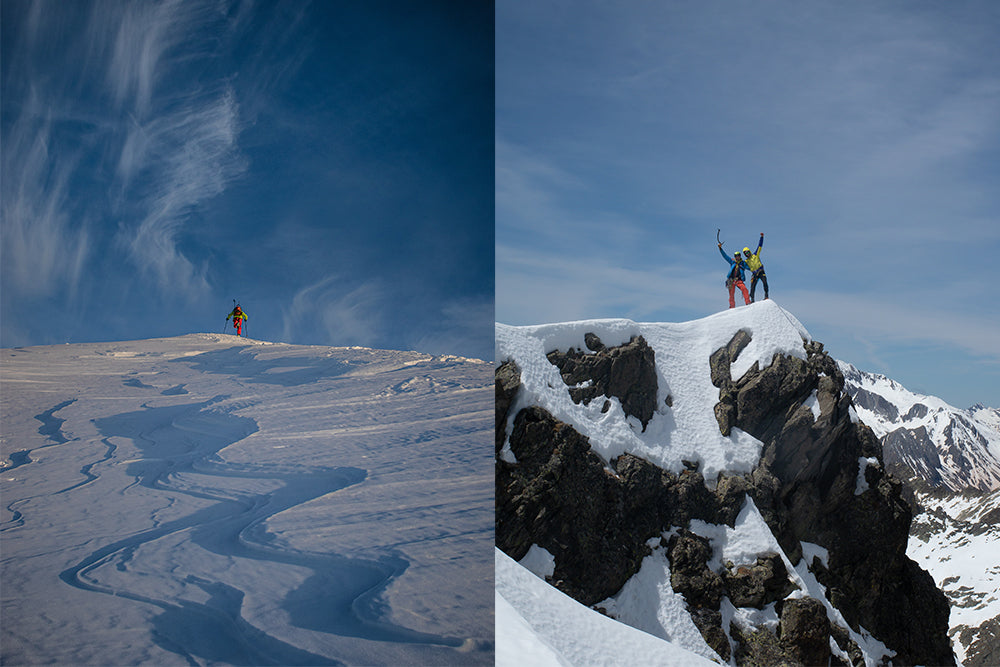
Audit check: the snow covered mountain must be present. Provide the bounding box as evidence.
[838,362,1000,665]
[839,362,1000,494]
[495,301,957,667]
[1,334,493,666]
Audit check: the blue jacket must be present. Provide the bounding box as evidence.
[719,245,747,283]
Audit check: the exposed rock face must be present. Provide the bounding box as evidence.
[718,335,953,666]
[722,553,797,608]
[495,332,955,666]
[546,334,658,430]
[494,359,521,454]
[496,402,747,606]
[667,530,730,661]
[779,597,832,666]
[958,615,1000,667]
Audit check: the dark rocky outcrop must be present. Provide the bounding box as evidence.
[495,404,748,606]
[667,530,730,661]
[718,334,953,666]
[957,614,1000,667]
[495,359,521,454]
[779,597,832,666]
[546,334,658,431]
[495,329,955,666]
[722,553,797,608]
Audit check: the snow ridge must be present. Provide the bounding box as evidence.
[496,300,811,485]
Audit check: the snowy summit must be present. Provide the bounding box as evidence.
[496,300,957,667]
[497,300,812,483]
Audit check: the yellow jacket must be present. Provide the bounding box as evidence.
[226,307,248,322]
[743,235,764,272]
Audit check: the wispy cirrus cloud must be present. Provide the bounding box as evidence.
[119,86,245,295]
[2,0,258,306]
[94,0,249,297]
[0,108,90,299]
[280,275,388,348]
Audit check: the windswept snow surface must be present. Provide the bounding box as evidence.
[1,334,493,666]
[496,300,811,484]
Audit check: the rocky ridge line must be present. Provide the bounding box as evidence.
[496,331,953,666]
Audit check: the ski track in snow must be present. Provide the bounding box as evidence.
[1,334,492,666]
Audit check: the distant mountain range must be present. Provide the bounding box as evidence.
[838,361,1000,666]
[838,361,1000,494]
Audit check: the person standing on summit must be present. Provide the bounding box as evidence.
[226,304,248,337]
[742,232,769,302]
[718,243,750,308]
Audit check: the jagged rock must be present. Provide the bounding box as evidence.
[667,530,724,610]
[830,624,866,667]
[692,608,731,663]
[958,614,1000,667]
[711,330,753,435]
[714,337,955,666]
[546,334,658,430]
[731,623,796,667]
[497,328,955,666]
[779,597,831,666]
[666,530,729,660]
[723,553,797,608]
[584,332,605,352]
[714,473,751,526]
[715,399,737,437]
[495,406,663,604]
[495,359,521,454]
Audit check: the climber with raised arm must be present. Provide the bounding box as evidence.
[742,233,769,302]
[718,243,750,308]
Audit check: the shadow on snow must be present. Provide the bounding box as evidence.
[55,398,463,665]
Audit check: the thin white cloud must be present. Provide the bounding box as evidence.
[411,296,495,360]
[105,0,221,118]
[0,107,90,298]
[497,244,719,326]
[280,275,387,347]
[121,87,245,295]
[91,0,251,297]
[781,289,1000,362]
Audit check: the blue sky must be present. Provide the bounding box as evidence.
[497,0,1000,409]
[2,0,493,361]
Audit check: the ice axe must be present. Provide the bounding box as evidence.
[717,228,724,247]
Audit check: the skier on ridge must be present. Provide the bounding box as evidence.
[742,232,769,302]
[718,243,750,309]
[226,304,248,337]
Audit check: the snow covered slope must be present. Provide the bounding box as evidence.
[1,334,493,666]
[495,547,717,667]
[496,300,812,485]
[908,489,1000,665]
[839,361,1000,493]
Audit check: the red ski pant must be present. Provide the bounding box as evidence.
[233,318,242,335]
[728,280,750,308]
